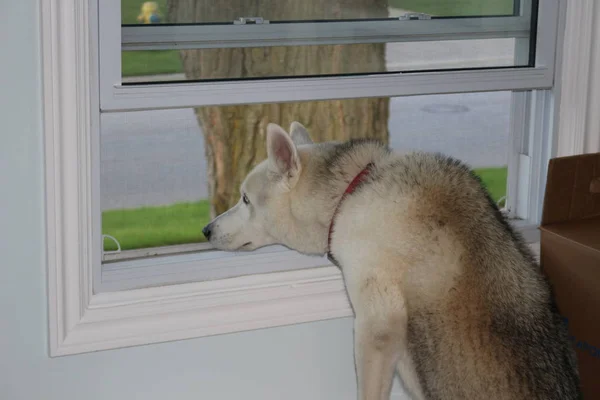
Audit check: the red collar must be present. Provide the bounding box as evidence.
[327,163,373,253]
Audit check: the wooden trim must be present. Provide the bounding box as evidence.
[42,0,95,357]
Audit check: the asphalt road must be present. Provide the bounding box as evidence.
[100,91,511,210]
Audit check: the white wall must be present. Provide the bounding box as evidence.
[0,2,410,400]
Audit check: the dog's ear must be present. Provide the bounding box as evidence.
[289,121,314,146]
[266,123,301,180]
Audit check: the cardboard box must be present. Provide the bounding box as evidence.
[540,152,600,399]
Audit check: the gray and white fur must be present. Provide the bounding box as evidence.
[202,122,581,400]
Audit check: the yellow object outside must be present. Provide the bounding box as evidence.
[137,1,161,24]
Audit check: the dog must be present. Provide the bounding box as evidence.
[202,122,581,400]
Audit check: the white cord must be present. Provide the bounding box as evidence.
[496,195,507,207]
[495,196,510,218]
[102,234,122,256]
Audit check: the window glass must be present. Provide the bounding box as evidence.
[101,91,510,259]
[120,0,532,83]
[122,0,518,25]
[122,39,517,83]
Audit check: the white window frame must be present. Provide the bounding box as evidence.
[92,0,558,292]
[121,12,532,51]
[97,0,555,293]
[43,0,590,356]
[99,0,547,111]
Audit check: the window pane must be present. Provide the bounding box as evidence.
[121,0,533,83]
[122,38,517,82]
[123,0,517,25]
[101,91,510,260]
[101,109,208,252]
[120,0,534,83]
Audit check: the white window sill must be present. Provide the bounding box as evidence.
[97,221,541,293]
[100,245,331,292]
[50,239,540,356]
[56,264,350,356]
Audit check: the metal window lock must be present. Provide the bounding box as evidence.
[399,13,431,21]
[233,17,270,25]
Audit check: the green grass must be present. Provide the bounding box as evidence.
[122,50,183,77]
[102,167,507,251]
[475,166,508,204]
[388,0,515,16]
[103,200,210,251]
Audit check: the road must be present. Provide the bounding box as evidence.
[101,91,511,210]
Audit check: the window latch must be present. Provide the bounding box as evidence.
[399,13,432,20]
[234,17,270,25]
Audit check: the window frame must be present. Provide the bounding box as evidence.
[99,0,549,111]
[121,12,532,51]
[97,0,556,293]
[44,0,588,356]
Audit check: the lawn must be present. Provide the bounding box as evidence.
[388,0,515,16]
[103,200,210,251]
[120,0,516,77]
[475,166,508,203]
[102,166,507,251]
[122,50,183,77]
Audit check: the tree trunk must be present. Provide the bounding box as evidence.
[168,0,390,217]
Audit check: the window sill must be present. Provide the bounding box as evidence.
[98,221,540,293]
[52,240,540,356]
[100,245,331,292]
[57,265,350,355]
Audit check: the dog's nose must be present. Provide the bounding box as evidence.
[202,224,212,240]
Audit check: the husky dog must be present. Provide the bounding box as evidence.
[202,122,581,400]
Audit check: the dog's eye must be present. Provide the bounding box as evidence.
[242,193,250,205]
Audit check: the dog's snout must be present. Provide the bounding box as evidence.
[202,224,212,240]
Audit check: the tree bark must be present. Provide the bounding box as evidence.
[168,0,390,216]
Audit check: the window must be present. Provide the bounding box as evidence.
[99,0,550,111]
[120,0,530,83]
[96,0,553,292]
[100,91,519,290]
[45,0,581,356]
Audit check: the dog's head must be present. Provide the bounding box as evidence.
[202,121,326,254]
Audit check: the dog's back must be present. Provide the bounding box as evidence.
[355,151,581,399]
[327,143,581,399]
